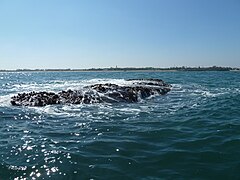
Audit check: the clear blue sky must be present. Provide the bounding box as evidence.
[0,0,240,69]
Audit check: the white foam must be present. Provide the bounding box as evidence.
[29,106,72,117]
[117,107,141,112]
[85,78,132,86]
[0,94,14,107]
[9,79,133,93]
[171,83,231,98]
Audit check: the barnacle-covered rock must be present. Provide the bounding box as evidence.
[10,79,171,106]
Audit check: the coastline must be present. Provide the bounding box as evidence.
[0,66,239,73]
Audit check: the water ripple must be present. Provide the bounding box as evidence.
[0,71,240,179]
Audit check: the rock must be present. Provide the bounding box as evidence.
[10,79,171,106]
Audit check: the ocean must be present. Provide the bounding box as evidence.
[0,71,239,179]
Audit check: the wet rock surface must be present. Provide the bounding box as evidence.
[11,79,171,106]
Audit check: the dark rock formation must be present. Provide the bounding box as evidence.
[10,79,171,106]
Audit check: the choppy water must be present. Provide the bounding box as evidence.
[0,71,240,179]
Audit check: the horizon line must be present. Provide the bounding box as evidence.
[0,66,239,72]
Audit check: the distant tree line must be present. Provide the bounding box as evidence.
[0,66,239,72]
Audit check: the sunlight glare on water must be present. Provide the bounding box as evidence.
[0,71,240,179]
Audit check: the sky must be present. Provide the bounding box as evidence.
[0,0,240,69]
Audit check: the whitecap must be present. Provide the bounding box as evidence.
[0,94,14,107]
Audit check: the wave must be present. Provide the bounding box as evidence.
[10,79,133,93]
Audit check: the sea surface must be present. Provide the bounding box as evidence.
[0,71,239,179]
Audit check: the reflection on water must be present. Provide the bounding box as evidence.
[0,71,240,179]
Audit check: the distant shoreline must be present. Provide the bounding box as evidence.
[0,66,239,73]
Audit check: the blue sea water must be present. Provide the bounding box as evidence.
[0,71,240,179]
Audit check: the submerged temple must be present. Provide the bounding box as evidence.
[10,79,171,107]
